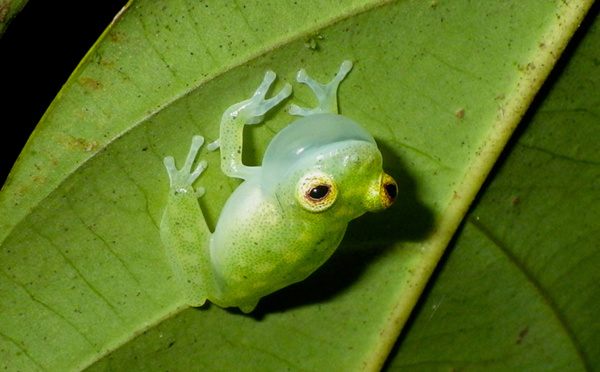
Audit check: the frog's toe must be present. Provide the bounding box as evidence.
[254,82,292,118]
[163,156,176,179]
[195,186,206,198]
[238,299,260,314]
[252,71,277,100]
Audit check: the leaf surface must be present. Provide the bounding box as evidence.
[386,8,600,371]
[0,0,593,371]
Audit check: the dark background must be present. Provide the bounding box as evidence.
[1,1,126,185]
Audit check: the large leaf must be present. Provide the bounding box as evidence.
[386,8,600,370]
[0,0,593,371]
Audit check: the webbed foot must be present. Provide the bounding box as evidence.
[225,71,292,125]
[164,135,207,197]
[289,60,353,116]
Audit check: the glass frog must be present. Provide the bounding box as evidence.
[160,61,397,313]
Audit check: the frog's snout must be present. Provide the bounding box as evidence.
[365,172,398,212]
[379,173,397,209]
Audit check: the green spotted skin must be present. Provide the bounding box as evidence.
[160,61,397,313]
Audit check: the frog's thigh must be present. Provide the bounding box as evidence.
[161,182,213,307]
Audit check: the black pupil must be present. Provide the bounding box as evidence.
[385,183,398,199]
[309,185,330,200]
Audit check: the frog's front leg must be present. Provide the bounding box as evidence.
[214,71,292,180]
[289,60,353,116]
[160,135,215,307]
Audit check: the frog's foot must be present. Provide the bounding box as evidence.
[225,71,292,125]
[163,135,207,197]
[238,299,260,314]
[289,60,353,116]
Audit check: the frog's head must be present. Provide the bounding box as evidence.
[262,113,397,220]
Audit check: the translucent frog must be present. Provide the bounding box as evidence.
[160,61,397,313]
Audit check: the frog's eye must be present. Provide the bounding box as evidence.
[297,172,338,212]
[380,173,398,209]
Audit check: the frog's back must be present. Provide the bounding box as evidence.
[262,113,375,185]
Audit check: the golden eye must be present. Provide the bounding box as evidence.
[379,173,398,209]
[297,173,338,212]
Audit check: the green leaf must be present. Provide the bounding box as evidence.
[386,8,600,371]
[0,0,594,371]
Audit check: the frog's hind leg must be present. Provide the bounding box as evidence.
[161,135,214,307]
